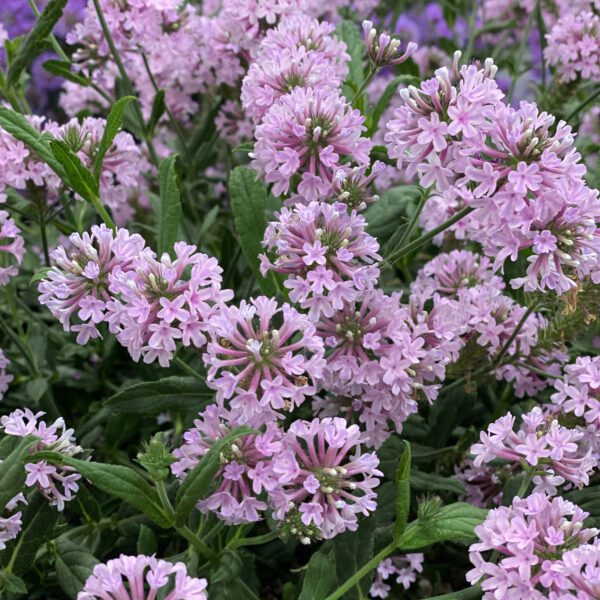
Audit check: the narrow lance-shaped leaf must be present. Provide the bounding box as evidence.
[175,425,255,526]
[393,440,411,542]
[147,89,166,138]
[50,139,99,201]
[7,0,68,86]
[54,539,99,599]
[93,95,136,183]
[105,376,212,414]
[31,451,171,528]
[42,60,92,87]
[0,436,38,509]
[157,154,182,256]
[334,21,364,94]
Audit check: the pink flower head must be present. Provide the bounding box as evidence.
[172,405,282,524]
[0,493,26,551]
[470,406,597,493]
[77,554,208,599]
[0,211,24,285]
[252,86,372,201]
[467,493,599,599]
[261,202,381,319]
[107,242,232,367]
[38,225,147,344]
[0,409,82,510]
[271,417,382,542]
[203,297,325,425]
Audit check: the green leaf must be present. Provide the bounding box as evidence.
[564,486,600,528]
[137,524,158,555]
[4,493,60,575]
[428,384,477,448]
[7,0,67,87]
[333,517,375,599]
[157,155,182,256]
[410,470,466,496]
[105,376,212,414]
[0,571,27,594]
[393,440,411,542]
[397,503,488,551]
[424,584,483,600]
[147,89,166,138]
[32,452,171,528]
[232,141,254,154]
[93,96,136,183]
[54,539,99,599]
[334,21,364,97]
[25,377,48,402]
[299,548,338,600]
[0,106,66,179]
[229,166,281,297]
[0,436,37,509]
[175,425,255,526]
[42,60,91,87]
[366,185,421,243]
[30,266,52,286]
[369,75,420,134]
[50,139,99,201]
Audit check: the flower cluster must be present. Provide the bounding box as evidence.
[470,407,597,494]
[271,417,382,541]
[385,54,600,294]
[252,87,373,201]
[467,493,600,599]
[0,494,25,551]
[362,20,417,68]
[0,409,81,510]
[545,10,600,83]
[260,202,381,318]
[0,210,24,285]
[172,405,282,524]
[203,296,325,424]
[369,553,424,598]
[39,228,231,366]
[77,554,208,600]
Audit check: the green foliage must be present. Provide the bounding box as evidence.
[157,154,182,256]
[54,539,99,599]
[299,547,338,600]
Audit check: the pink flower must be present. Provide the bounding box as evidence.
[271,417,382,542]
[77,554,208,599]
[203,297,325,425]
[370,554,424,598]
[252,86,372,201]
[0,211,24,285]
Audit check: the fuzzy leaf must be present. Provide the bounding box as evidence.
[393,440,411,542]
[55,539,99,599]
[42,60,91,87]
[299,548,338,600]
[157,155,182,256]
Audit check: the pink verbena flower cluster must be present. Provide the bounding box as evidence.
[0,348,13,400]
[203,296,325,424]
[0,409,81,510]
[0,116,148,225]
[172,414,381,541]
[545,10,600,83]
[467,493,600,599]
[39,227,231,366]
[313,289,456,447]
[241,14,348,123]
[385,54,600,295]
[362,20,417,68]
[260,202,381,318]
[252,87,373,201]
[470,407,597,494]
[0,210,24,285]
[410,250,564,398]
[77,554,208,600]
[369,553,424,598]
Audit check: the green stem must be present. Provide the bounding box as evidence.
[424,584,482,600]
[155,480,175,518]
[566,87,600,122]
[89,194,116,231]
[237,577,260,600]
[493,304,536,366]
[516,467,535,498]
[384,206,476,268]
[176,525,219,563]
[91,0,159,167]
[173,356,203,381]
[351,67,377,106]
[392,187,429,252]
[226,530,280,551]
[463,0,479,62]
[324,542,396,600]
[39,216,50,266]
